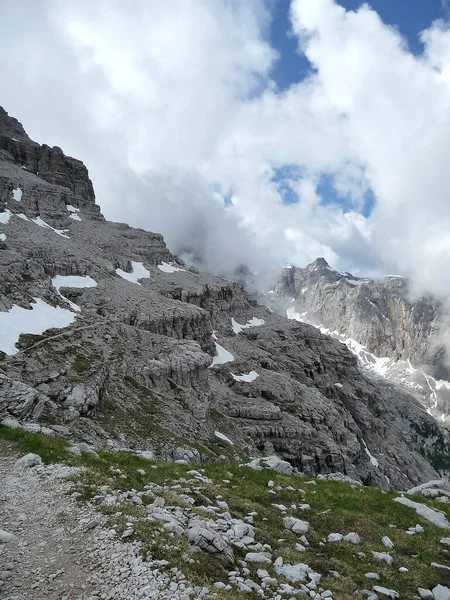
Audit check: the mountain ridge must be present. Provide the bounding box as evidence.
[271,259,450,424]
[0,106,449,491]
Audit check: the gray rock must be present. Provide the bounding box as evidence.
[283,517,309,535]
[0,529,15,543]
[186,519,234,567]
[14,453,42,470]
[272,258,450,424]
[245,552,271,564]
[417,589,433,600]
[66,443,99,458]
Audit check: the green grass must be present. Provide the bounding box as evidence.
[1,424,450,599]
[73,354,101,373]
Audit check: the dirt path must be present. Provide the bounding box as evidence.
[0,439,101,599]
[0,440,204,600]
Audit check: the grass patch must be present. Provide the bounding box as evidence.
[1,425,450,599]
[73,354,101,373]
[0,424,71,463]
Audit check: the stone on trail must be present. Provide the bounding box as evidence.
[0,529,15,543]
[14,453,42,470]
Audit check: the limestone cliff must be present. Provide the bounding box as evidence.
[1,107,449,489]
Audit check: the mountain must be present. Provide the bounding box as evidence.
[0,106,449,490]
[271,258,450,425]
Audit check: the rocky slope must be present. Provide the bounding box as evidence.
[271,259,450,425]
[1,431,450,600]
[0,106,449,490]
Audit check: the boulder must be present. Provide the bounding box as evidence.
[14,453,42,470]
[186,519,234,567]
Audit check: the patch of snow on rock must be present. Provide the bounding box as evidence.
[231,370,259,382]
[52,275,98,312]
[362,438,379,468]
[0,209,12,224]
[209,343,234,367]
[286,306,308,322]
[0,298,76,355]
[231,316,265,334]
[69,213,82,221]
[12,187,22,202]
[32,216,70,238]
[0,233,5,241]
[214,431,234,445]
[116,261,151,285]
[157,261,185,273]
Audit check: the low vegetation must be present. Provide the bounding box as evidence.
[1,424,449,599]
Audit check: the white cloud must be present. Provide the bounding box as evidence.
[1,0,450,302]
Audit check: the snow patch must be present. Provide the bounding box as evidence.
[12,188,22,202]
[0,233,5,241]
[214,431,234,445]
[0,210,12,224]
[362,439,379,468]
[394,497,450,529]
[52,275,97,312]
[33,217,70,238]
[116,262,150,285]
[66,205,79,213]
[286,306,308,322]
[209,343,234,367]
[157,262,185,273]
[231,370,259,382]
[0,298,76,355]
[69,213,82,222]
[231,316,265,334]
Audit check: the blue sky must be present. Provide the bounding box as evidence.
[269,0,448,218]
[270,0,447,91]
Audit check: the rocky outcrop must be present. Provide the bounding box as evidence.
[1,106,449,489]
[271,258,450,423]
[274,258,444,373]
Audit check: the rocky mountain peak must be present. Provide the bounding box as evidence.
[308,257,331,271]
[0,106,101,220]
[273,258,450,424]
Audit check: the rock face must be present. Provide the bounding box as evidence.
[272,258,450,424]
[0,106,449,489]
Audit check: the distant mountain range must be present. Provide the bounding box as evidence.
[270,258,450,425]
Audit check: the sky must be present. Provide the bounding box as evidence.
[1,0,450,300]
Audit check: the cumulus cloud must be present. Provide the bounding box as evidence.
[1,0,450,302]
